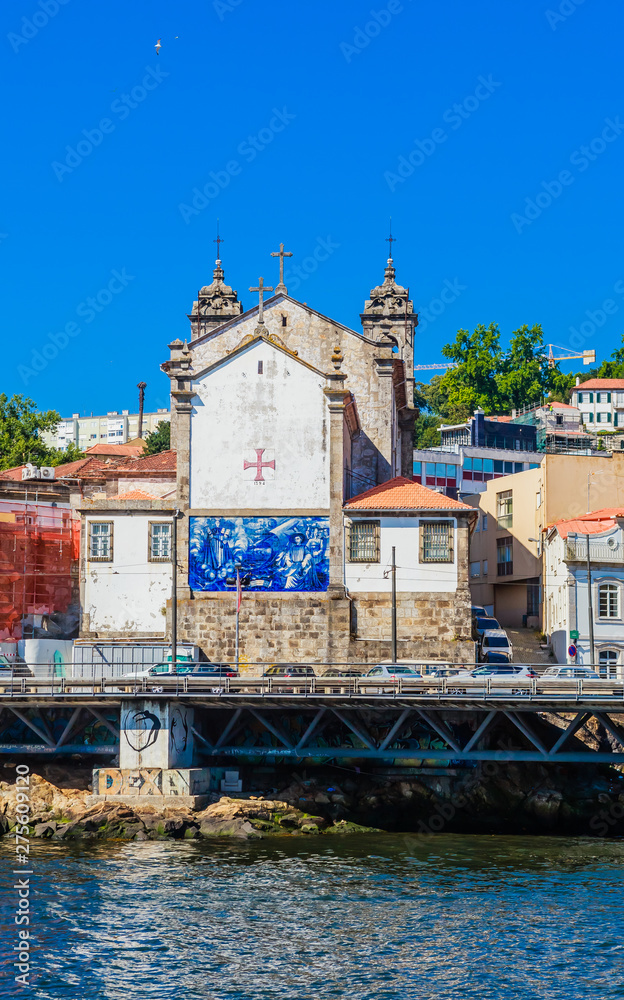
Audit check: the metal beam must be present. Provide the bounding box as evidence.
[296,709,327,751]
[87,708,120,741]
[463,710,497,753]
[214,708,243,749]
[503,711,548,755]
[379,708,413,751]
[331,709,375,751]
[8,708,56,749]
[594,713,624,750]
[548,713,591,755]
[55,707,83,749]
[191,726,214,751]
[416,709,462,753]
[248,709,294,750]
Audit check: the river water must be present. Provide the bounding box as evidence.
[1,834,623,999]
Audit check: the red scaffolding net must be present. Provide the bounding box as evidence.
[0,500,80,640]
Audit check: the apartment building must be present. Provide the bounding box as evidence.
[570,379,624,432]
[544,509,624,675]
[467,452,624,627]
[43,409,170,452]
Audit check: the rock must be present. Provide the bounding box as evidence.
[300,823,320,834]
[33,822,57,838]
[314,792,330,805]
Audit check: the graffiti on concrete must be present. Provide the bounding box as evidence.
[170,707,189,754]
[122,709,162,753]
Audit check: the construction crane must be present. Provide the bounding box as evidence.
[414,346,596,373]
[545,344,596,368]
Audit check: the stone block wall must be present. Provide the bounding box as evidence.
[175,587,474,668]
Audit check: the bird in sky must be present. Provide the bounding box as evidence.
[155,38,162,56]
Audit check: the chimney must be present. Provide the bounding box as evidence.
[576,376,580,386]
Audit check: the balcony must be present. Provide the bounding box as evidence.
[565,536,624,563]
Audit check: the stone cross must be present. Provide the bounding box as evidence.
[386,227,396,259]
[271,242,293,294]
[249,277,274,325]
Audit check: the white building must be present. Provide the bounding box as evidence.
[43,409,170,452]
[570,379,624,431]
[80,493,174,637]
[544,507,624,676]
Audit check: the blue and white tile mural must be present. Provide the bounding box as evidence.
[189,517,329,592]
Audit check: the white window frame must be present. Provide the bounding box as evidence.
[149,521,172,562]
[88,521,113,562]
[598,581,620,620]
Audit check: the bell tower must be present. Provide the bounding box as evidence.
[188,256,243,341]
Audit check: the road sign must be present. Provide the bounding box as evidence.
[570,630,579,640]
[568,643,577,658]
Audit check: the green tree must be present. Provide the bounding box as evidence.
[496,324,552,410]
[0,394,64,470]
[413,413,442,448]
[438,323,503,419]
[144,420,171,455]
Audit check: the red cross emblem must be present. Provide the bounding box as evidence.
[243,448,275,482]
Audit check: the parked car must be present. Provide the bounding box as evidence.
[447,664,537,695]
[365,663,423,679]
[473,616,501,640]
[262,665,316,678]
[541,665,600,680]
[0,658,34,692]
[480,651,514,665]
[321,667,363,678]
[119,661,233,688]
[479,630,513,662]
[471,605,487,619]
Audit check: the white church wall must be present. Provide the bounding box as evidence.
[84,513,171,634]
[190,339,330,510]
[344,517,459,594]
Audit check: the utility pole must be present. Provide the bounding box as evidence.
[586,535,595,668]
[171,510,181,664]
[391,546,397,663]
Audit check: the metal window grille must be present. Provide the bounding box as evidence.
[496,537,513,576]
[149,522,172,561]
[421,521,453,563]
[599,584,619,618]
[598,649,618,677]
[349,521,380,562]
[88,521,113,561]
[496,489,513,529]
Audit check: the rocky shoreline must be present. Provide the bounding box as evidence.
[2,761,624,840]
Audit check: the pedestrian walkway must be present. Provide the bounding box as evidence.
[507,627,555,666]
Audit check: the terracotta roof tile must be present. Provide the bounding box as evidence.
[0,466,26,481]
[344,476,476,511]
[113,450,176,475]
[84,443,145,458]
[554,518,616,539]
[115,489,158,501]
[572,379,624,390]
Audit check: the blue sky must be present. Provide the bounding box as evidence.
[2,0,624,418]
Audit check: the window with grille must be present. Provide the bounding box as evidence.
[496,537,513,576]
[598,649,619,678]
[149,522,172,562]
[89,521,113,561]
[420,521,453,563]
[496,490,513,529]
[348,520,380,562]
[598,583,619,618]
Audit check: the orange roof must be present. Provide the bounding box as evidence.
[84,443,145,458]
[486,414,513,423]
[115,489,158,501]
[555,518,616,539]
[547,401,578,409]
[0,466,26,481]
[572,379,624,391]
[344,476,475,511]
[114,450,176,475]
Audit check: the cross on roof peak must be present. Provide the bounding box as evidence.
[249,276,274,326]
[386,222,396,260]
[213,219,224,263]
[271,242,293,294]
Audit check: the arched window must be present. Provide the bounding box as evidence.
[598,583,619,618]
[598,649,619,678]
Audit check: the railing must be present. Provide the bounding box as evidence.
[565,537,624,562]
[1,673,624,701]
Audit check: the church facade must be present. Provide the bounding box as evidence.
[163,248,475,666]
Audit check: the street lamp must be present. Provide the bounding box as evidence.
[225,565,251,670]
